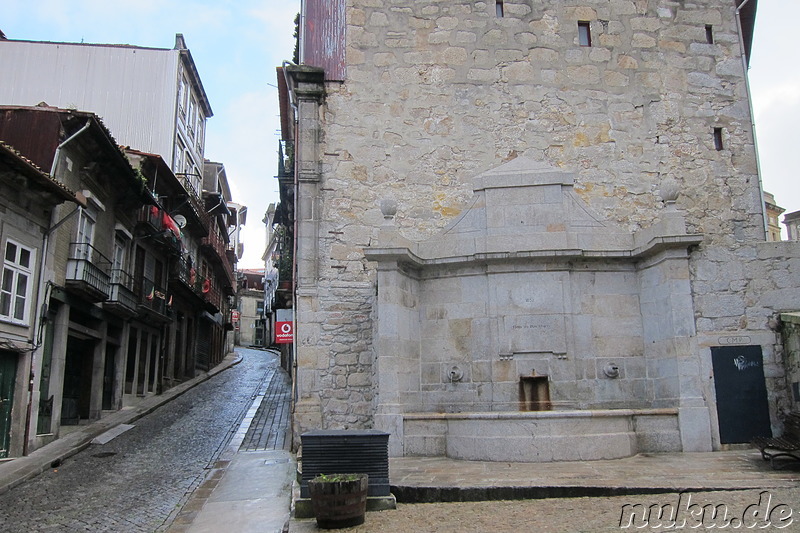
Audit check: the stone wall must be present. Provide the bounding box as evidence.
[779,313,800,414]
[292,0,771,443]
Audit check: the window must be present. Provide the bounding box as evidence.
[196,114,205,153]
[496,0,504,18]
[578,22,592,47]
[177,75,186,119]
[175,138,186,172]
[184,153,195,177]
[75,208,96,260]
[713,128,724,151]
[1,240,35,324]
[181,75,189,116]
[112,236,127,284]
[705,25,714,44]
[188,97,197,138]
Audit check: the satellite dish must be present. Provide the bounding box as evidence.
[173,214,187,228]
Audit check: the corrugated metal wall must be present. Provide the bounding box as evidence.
[0,41,179,163]
[303,0,346,81]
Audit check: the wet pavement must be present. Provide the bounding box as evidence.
[166,349,294,533]
[3,345,799,533]
[0,347,282,533]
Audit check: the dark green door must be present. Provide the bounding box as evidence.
[0,350,17,458]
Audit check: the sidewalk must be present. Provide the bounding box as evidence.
[0,352,242,496]
[166,351,294,533]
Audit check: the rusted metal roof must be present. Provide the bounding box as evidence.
[302,0,346,81]
[277,67,293,142]
[0,105,133,174]
[0,140,80,204]
[736,0,758,66]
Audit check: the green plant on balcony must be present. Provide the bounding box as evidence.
[133,168,149,193]
[272,226,293,284]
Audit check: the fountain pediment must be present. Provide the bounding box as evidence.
[367,158,701,267]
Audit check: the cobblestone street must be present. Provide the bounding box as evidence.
[0,347,282,533]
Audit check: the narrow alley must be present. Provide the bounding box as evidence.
[0,348,291,533]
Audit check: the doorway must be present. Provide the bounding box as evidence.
[62,337,94,425]
[102,343,116,410]
[711,345,772,444]
[0,350,16,458]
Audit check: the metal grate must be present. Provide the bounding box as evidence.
[300,430,390,498]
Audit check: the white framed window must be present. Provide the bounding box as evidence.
[111,235,128,284]
[177,76,185,120]
[75,207,96,260]
[180,74,189,118]
[196,114,205,153]
[188,97,197,138]
[1,239,35,324]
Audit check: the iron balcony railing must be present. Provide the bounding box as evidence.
[201,230,235,288]
[66,242,111,301]
[202,279,222,312]
[191,273,222,312]
[108,269,137,312]
[175,173,210,228]
[135,275,169,318]
[137,205,183,255]
[138,205,161,230]
[170,256,194,290]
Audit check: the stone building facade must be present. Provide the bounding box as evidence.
[283,0,800,461]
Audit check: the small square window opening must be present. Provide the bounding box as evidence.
[578,22,592,47]
[713,128,724,151]
[705,25,714,44]
[496,0,504,18]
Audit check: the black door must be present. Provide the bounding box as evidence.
[102,343,115,410]
[62,337,93,425]
[0,350,16,458]
[711,345,772,443]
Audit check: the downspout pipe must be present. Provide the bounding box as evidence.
[23,119,91,456]
[734,0,768,238]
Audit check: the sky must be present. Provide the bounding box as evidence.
[1,1,798,266]
[2,0,299,268]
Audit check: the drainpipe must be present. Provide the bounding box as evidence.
[22,119,91,456]
[283,62,301,438]
[734,0,768,238]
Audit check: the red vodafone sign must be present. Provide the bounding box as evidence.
[275,321,294,344]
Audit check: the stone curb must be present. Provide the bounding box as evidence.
[388,485,752,503]
[0,352,242,496]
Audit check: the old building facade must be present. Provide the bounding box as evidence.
[0,141,80,457]
[0,31,241,458]
[0,33,212,188]
[0,106,157,452]
[282,0,800,461]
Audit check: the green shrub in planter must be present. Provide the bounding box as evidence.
[308,473,369,529]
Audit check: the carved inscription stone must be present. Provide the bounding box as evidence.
[502,315,567,354]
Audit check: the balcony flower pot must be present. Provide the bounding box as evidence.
[308,473,369,529]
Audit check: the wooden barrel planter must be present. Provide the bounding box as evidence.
[308,473,369,529]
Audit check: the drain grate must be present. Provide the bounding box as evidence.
[264,458,290,465]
